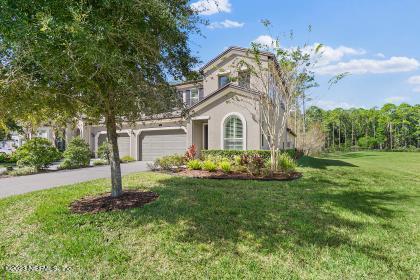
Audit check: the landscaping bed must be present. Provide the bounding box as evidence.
[70,190,159,214]
[177,169,302,181]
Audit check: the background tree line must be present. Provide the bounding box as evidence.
[296,103,420,152]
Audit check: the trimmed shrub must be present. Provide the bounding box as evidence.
[14,138,61,170]
[97,141,111,162]
[155,154,185,171]
[92,159,108,166]
[187,159,202,170]
[60,137,91,169]
[219,161,232,173]
[202,160,217,172]
[277,153,297,173]
[121,155,135,163]
[201,149,297,161]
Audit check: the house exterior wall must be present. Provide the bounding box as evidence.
[201,49,270,96]
[191,91,261,150]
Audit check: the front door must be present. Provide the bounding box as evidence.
[203,124,209,150]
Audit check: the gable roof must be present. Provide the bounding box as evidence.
[199,46,275,73]
[188,83,257,111]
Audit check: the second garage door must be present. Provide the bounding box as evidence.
[140,129,187,161]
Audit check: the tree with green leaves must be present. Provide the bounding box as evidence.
[0,0,200,197]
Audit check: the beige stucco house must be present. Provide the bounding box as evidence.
[69,46,296,160]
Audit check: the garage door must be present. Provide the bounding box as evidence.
[117,133,130,158]
[140,129,187,161]
[97,133,131,158]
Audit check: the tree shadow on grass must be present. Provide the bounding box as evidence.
[120,175,413,276]
[298,156,358,169]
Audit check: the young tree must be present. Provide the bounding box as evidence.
[0,0,200,196]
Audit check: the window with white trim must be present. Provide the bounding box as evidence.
[224,116,243,150]
[190,88,199,105]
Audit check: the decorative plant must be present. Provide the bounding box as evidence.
[202,160,217,172]
[185,144,197,161]
[277,153,297,173]
[219,161,232,173]
[187,159,202,170]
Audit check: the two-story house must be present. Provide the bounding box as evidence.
[69,46,296,160]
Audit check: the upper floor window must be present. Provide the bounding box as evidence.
[183,87,203,106]
[218,75,230,88]
[238,71,250,89]
[190,88,199,105]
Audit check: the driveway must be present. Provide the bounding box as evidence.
[0,161,151,199]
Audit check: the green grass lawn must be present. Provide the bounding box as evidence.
[0,152,419,279]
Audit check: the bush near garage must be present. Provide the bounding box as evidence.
[60,137,91,169]
[13,138,61,170]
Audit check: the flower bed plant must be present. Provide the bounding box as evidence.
[154,149,302,181]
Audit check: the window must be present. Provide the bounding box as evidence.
[182,88,203,106]
[238,71,250,88]
[223,115,244,150]
[218,75,230,88]
[190,88,199,105]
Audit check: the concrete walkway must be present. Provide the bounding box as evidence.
[0,161,151,199]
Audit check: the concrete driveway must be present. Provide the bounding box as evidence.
[0,161,151,199]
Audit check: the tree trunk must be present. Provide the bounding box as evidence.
[105,110,123,197]
[351,123,354,146]
[270,145,277,173]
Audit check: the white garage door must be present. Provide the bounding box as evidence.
[117,133,130,158]
[97,133,131,158]
[140,129,187,161]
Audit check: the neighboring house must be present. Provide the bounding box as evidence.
[72,46,296,161]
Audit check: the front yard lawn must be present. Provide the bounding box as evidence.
[0,152,419,279]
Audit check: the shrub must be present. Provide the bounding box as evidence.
[6,166,38,176]
[155,154,185,171]
[277,153,297,173]
[60,137,91,169]
[13,138,61,170]
[121,155,135,163]
[92,159,108,166]
[201,149,297,161]
[203,154,230,164]
[185,144,197,161]
[219,161,232,173]
[0,152,9,163]
[97,141,111,162]
[202,160,217,172]
[187,159,202,170]
[246,154,265,175]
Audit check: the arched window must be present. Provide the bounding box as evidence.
[223,115,244,150]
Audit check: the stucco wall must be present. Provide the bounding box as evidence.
[202,49,270,96]
[192,91,261,150]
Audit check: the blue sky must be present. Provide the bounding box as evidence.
[189,0,420,109]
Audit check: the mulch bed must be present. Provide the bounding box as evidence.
[177,169,302,181]
[70,191,159,214]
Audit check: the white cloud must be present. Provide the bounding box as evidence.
[252,35,276,48]
[191,0,231,15]
[408,75,420,84]
[315,56,420,75]
[376,52,385,58]
[313,100,358,110]
[208,19,244,29]
[407,75,420,92]
[315,45,366,66]
[384,96,408,103]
